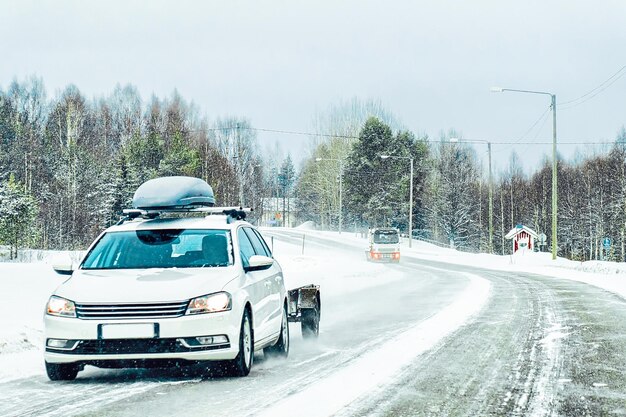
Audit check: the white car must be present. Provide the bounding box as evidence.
[44,177,289,380]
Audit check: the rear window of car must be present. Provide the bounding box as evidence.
[373,230,399,244]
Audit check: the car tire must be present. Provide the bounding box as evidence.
[45,361,79,381]
[301,307,320,339]
[228,309,253,377]
[264,304,289,358]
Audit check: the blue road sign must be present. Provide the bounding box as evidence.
[603,237,612,248]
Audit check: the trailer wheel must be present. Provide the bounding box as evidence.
[301,307,320,339]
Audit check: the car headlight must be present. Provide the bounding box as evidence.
[46,296,77,318]
[186,292,232,315]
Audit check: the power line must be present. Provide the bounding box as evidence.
[558,65,626,109]
[193,127,615,146]
[518,106,551,142]
[494,106,551,156]
[191,126,358,139]
[464,140,612,145]
[195,67,626,143]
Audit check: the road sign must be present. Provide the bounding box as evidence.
[603,237,611,248]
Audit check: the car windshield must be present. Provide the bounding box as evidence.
[373,230,399,244]
[81,229,233,269]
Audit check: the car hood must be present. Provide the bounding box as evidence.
[54,267,239,303]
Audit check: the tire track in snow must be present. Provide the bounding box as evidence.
[3,377,198,417]
[346,267,567,417]
[255,270,491,417]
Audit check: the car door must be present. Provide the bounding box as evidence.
[237,227,274,344]
[244,227,283,334]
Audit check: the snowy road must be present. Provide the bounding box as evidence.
[2,231,626,416]
[348,260,626,416]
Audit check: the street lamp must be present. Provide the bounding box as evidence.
[450,138,494,254]
[380,154,414,248]
[492,86,557,260]
[315,157,344,234]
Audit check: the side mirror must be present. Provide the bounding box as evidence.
[51,254,75,276]
[245,255,274,272]
[52,263,74,276]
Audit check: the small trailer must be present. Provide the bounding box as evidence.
[287,284,321,338]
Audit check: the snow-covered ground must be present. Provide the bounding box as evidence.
[2,227,626,398]
[0,263,67,382]
[283,227,626,301]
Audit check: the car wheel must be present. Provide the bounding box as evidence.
[45,361,79,381]
[229,309,253,377]
[301,307,320,339]
[264,304,289,358]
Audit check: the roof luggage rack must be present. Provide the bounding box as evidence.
[116,176,252,225]
[117,206,252,225]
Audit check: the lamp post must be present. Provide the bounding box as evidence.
[491,86,557,260]
[450,138,493,253]
[315,157,344,234]
[380,154,414,248]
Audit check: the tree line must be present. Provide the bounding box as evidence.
[1,78,625,262]
[0,77,295,256]
[296,110,626,262]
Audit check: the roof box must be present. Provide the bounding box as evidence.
[132,176,215,209]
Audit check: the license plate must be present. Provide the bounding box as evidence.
[100,323,156,339]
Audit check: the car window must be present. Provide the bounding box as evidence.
[253,229,273,256]
[81,229,233,269]
[373,230,399,244]
[243,227,270,257]
[237,228,256,268]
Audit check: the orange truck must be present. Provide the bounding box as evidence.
[365,227,401,263]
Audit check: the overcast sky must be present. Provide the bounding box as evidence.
[1,0,625,173]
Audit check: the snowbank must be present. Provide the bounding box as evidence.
[0,246,85,264]
[0,263,67,382]
[269,227,626,301]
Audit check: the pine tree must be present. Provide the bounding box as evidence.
[0,175,38,259]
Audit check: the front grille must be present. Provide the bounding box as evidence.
[46,338,230,355]
[75,301,188,320]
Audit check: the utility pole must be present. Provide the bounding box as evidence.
[236,123,244,206]
[450,137,493,253]
[492,86,557,259]
[315,157,344,233]
[488,141,494,253]
[551,94,557,261]
[409,157,414,248]
[339,161,343,234]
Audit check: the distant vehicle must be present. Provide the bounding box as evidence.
[365,227,401,262]
[44,176,319,381]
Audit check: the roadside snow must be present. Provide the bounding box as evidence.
[275,228,626,301]
[0,263,67,382]
[270,233,405,295]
